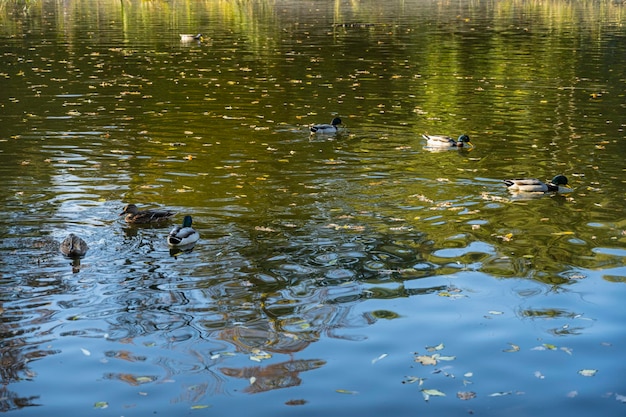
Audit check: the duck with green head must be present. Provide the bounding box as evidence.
[310,117,342,134]
[120,204,175,224]
[504,175,569,193]
[423,134,473,148]
[168,215,199,247]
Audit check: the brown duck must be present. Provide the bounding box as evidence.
[120,204,175,224]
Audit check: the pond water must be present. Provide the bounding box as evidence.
[1,0,625,415]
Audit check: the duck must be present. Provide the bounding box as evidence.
[168,215,200,246]
[504,175,569,193]
[60,233,89,258]
[180,33,203,41]
[120,204,175,224]
[310,117,342,134]
[423,134,473,148]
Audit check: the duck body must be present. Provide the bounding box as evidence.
[504,175,569,193]
[168,215,200,246]
[120,204,175,224]
[310,117,342,134]
[180,33,203,41]
[60,233,89,258]
[423,134,472,148]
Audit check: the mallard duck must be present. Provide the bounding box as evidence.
[168,215,199,246]
[180,33,203,41]
[423,134,472,148]
[504,175,569,193]
[310,117,342,134]
[60,233,88,258]
[120,204,175,224]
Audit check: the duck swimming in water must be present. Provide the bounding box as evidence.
[504,175,569,193]
[120,204,175,224]
[310,117,342,134]
[60,233,89,258]
[423,134,473,148]
[167,215,200,247]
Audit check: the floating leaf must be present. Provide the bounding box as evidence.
[191,405,211,409]
[578,369,597,377]
[488,391,512,397]
[336,389,358,395]
[457,391,476,400]
[421,388,446,401]
[371,353,388,364]
[543,343,557,350]
[426,343,444,352]
[503,343,520,353]
[249,349,271,362]
[402,376,426,385]
[415,355,437,366]
[94,402,108,409]
[435,354,456,362]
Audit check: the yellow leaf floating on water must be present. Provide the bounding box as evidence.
[94,402,108,409]
[415,355,437,366]
[191,405,211,409]
[336,389,358,395]
[551,231,574,236]
[249,349,271,362]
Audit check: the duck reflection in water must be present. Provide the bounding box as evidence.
[220,358,325,394]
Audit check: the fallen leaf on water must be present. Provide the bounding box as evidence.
[336,389,358,395]
[371,353,388,364]
[503,343,520,352]
[421,388,445,401]
[415,355,437,366]
[94,402,108,409]
[191,405,211,409]
[457,391,476,400]
[402,376,426,385]
[426,343,444,352]
[489,391,512,397]
[435,354,456,361]
[578,369,597,377]
[285,399,307,406]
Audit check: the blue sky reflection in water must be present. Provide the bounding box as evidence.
[0,0,625,416]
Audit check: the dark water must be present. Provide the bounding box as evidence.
[1,0,625,415]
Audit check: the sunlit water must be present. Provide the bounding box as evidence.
[1,0,625,415]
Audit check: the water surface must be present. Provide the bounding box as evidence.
[0,0,625,415]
